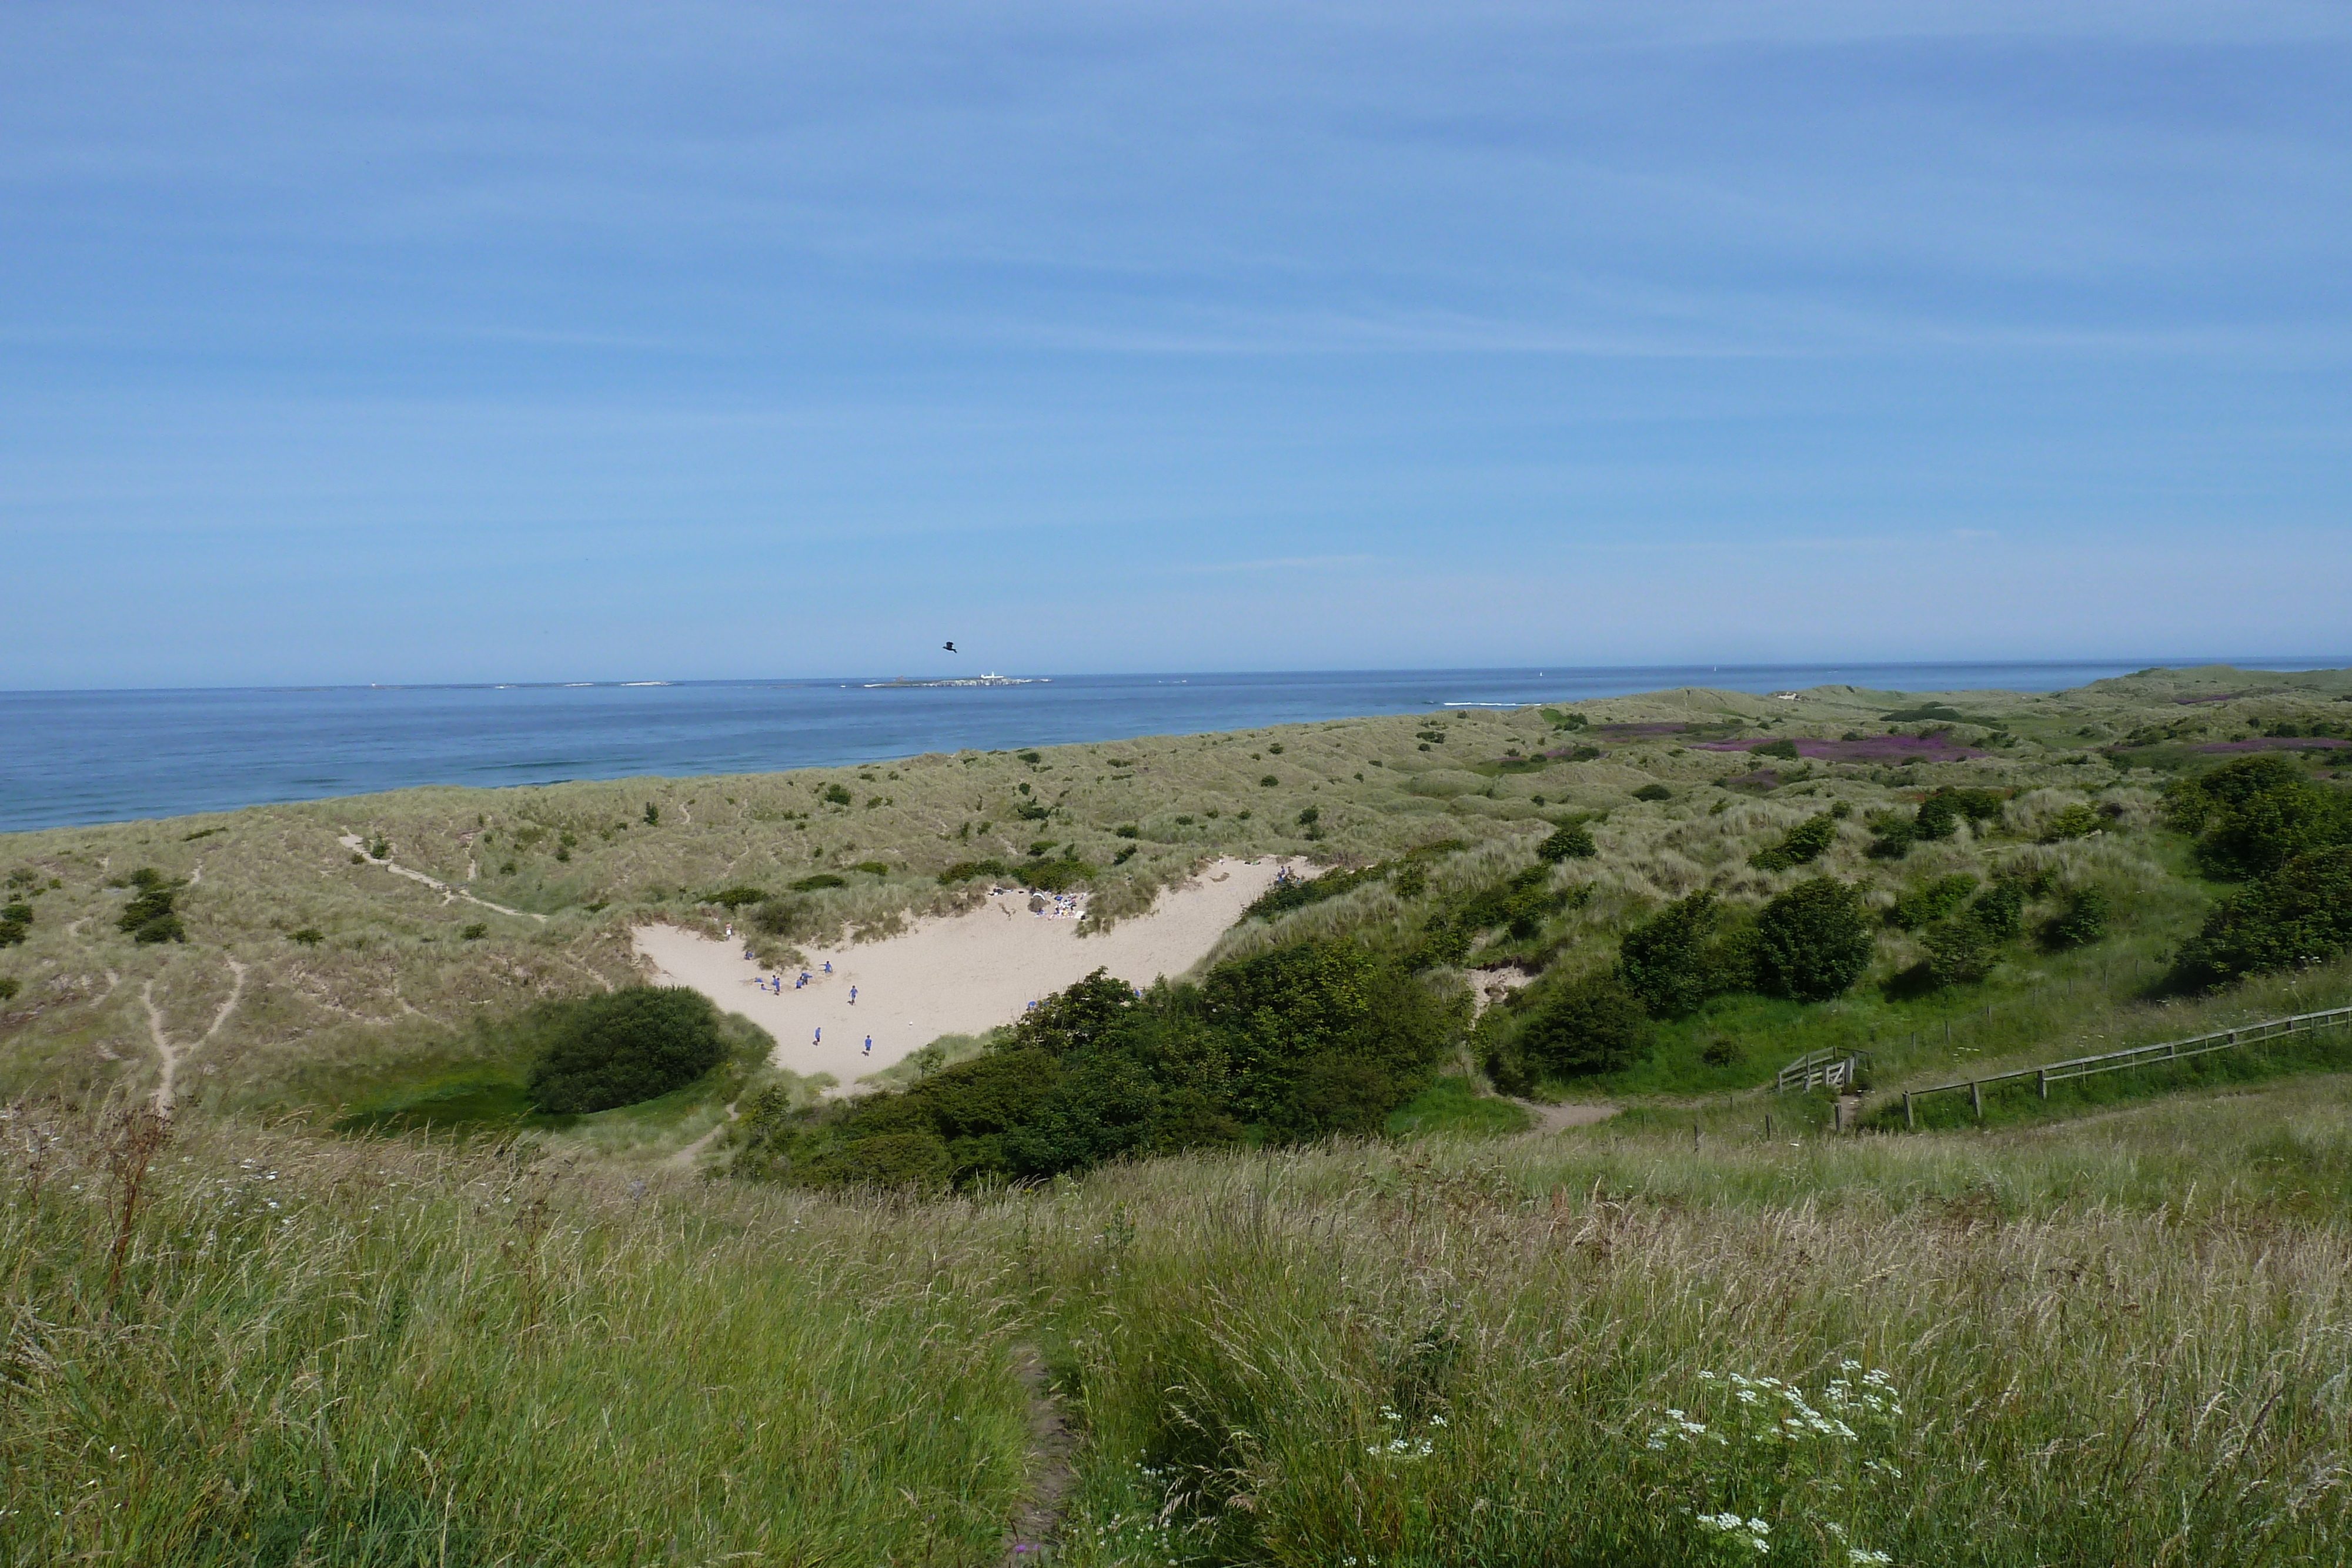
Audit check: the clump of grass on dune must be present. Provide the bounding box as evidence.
[1,1101,1029,1566]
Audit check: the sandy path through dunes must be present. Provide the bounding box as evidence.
[634,857,1297,1079]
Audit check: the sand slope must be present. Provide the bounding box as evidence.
[633,857,1298,1079]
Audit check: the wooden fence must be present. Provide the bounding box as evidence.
[1897,1002,2352,1126]
[1776,1048,1870,1094]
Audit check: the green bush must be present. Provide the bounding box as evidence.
[938,859,1015,885]
[821,783,854,807]
[1259,775,1279,787]
[1619,892,1725,1018]
[1914,787,2004,841]
[1536,822,1596,862]
[1632,783,1672,803]
[2042,888,2110,951]
[642,802,659,825]
[460,922,489,941]
[851,861,890,876]
[0,903,28,948]
[2040,803,2103,843]
[707,885,769,909]
[1888,874,1977,930]
[750,950,1454,1186]
[526,987,728,1115]
[116,874,185,943]
[1971,879,2026,940]
[1508,972,1652,1081]
[1921,917,1997,988]
[1756,878,1875,1001]
[750,898,802,937]
[288,927,323,947]
[2165,754,2352,880]
[2173,845,2352,989]
[790,874,847,892]
[0,977,18,1002]
[1752,739,1802,761]
[1750,812,1838,872]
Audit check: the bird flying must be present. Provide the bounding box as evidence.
[942,641,957,652]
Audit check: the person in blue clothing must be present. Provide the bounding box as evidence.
[823,961,831,975]
[863,1035,872,1055]
[849,985,857,1005]
[814,1027,821,1045]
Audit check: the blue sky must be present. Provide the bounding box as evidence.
[5,1,2347,687]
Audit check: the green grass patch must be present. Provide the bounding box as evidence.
[1385,1074,1534,1136]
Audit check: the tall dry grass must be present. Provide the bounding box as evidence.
[2,1101,1031,1566]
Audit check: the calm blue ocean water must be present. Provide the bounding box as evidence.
[2,661,2333,833]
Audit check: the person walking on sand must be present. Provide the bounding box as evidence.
[863,1035,872,1055]
[823,961,832,975]
[849,985,857,1005]
[814,1027,821,1045]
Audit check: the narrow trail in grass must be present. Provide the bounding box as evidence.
[143,956,246,1112]
[1004,1343,1076,1564]
[336,831,546,922]
[1515,1098,1618,1134]
[667,1102,739,1170]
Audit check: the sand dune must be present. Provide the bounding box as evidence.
[633,857,1299,1080]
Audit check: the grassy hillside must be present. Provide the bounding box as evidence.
[9,1076,2350,1564]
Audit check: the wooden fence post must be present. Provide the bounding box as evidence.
[1970,1081,1983,1119]
[1903,1092,1914,1129]
[2037,1068,2048,1100]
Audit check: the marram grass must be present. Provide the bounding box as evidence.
[9,1079,2352,1564]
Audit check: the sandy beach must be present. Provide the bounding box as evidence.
[633,857,1299,1080]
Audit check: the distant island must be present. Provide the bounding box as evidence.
[860,672,1049,688]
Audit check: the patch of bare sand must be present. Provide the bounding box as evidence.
[633,857,1299,1081]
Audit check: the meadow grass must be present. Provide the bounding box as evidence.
[2,1101,1032,1567]
[1034,1081,2352,1566]
[10,1071,2352,1564]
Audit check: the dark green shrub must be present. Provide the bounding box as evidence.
[821,783,854,807]
[288,927,323,947]
[1756,878,1875,1001]
[821,1132,954,1189]
[708,885,769,909]
[1295,806,1319,828]
[1922,917,1996,988]
[1536,822,1596,862]
[1888,874,1977,930]
[1015,750,1042,765]
[643,803,659,825]
[1970,879,2026,940]
[1259,775,1279,787]
[2165,754,2352,880]
[851,861,890,876]
[1453,865,1573,942]
[526,987,727,1114]
[1511,972,1652,1079]
[938,859,1015,885]
[1632,783,1672,803]
[790,874,847,892]
[1114,824,1141,839]
[1751,811,1838,872]
[2173,845,2352,989]
[1014,802,1052,822]
[0,977,18,1002]
[2040,803,2103,843]
[1865,811,1916,860]
[0,903,28,948]
[1699,1035,1746,1066]
[1914,787,2004,841]
[1752,739,1802,761]
[460,922,488,941]
[751,898,803,937]
[2042,888,2110,951]
[1619,892,1723,1017]
[117,877,185,944]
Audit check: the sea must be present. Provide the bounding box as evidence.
[3,660,2336,834]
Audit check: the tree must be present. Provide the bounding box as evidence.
[1619,891,1721,1017]
[1755,878,1875,1001]
[1750,812,1838,872]
[527,987,728,1114]
[1536,822,1596,862]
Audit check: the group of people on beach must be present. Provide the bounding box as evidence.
[737,950,873,1054]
